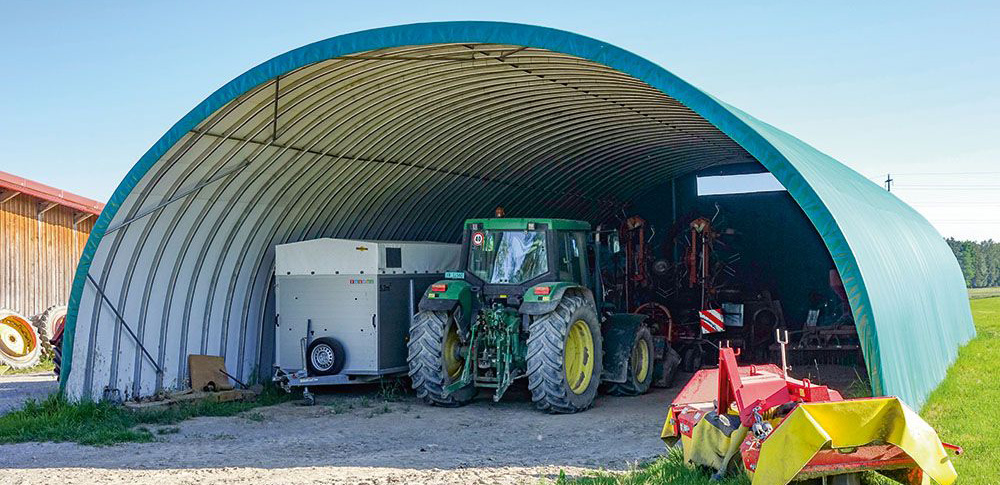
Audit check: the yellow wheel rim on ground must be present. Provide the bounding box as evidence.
[443,320,463,380]
[565,319,594,394]
[634,338,650,383]
[0,316,36,358]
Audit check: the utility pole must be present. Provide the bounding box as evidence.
[884,173,893,192]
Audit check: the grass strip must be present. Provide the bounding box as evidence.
[2,357,55,376]
[922,296,1000,484]
[553,448,749,485]
[0,385,295,446]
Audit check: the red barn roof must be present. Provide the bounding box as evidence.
[0,170,104,215]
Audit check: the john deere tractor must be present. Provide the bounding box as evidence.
[407,218,663,414]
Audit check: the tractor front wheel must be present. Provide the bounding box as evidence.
[526,293,602,413]
[407,309,475,407]
[607,326,654,396]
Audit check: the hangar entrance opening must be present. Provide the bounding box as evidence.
[68,30,966,409]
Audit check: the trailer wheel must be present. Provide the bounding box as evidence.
[607,326,654,396]
[526,292,603,414]
[306,337,345,376]
[407,309,476,407]
[0,310,42,369]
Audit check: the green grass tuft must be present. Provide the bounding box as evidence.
[0,385,295,446]
[553,448,749,485]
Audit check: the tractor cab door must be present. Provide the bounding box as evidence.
[557,230,590,286]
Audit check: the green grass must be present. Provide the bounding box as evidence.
[968,287,1000,299]
[553,448,748,485]
[555,450,893,485]
[1,356,55,376]
[922,297,1000,484]
[0,385,296,446]
[559,298,999,484]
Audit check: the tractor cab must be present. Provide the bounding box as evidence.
[459,218,591,305]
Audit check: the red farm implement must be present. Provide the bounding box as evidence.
[661,338,961,484]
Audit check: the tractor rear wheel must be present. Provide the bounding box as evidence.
[526,293,602,413]
[32,305,67,357]
[607,326,654,396]
[407,309,475,407]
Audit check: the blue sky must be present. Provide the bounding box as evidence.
[1,1,997,239]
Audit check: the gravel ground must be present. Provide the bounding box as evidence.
[0,371,58,414]
[0,381,680,484]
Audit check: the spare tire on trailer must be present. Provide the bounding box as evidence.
[32,305,67,357]
[306,337,346,376]
[0,309,42,369]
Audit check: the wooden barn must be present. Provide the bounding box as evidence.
[0,171,103,318]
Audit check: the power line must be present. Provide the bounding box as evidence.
[886,171,1000,176]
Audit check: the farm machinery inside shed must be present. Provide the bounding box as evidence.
[59,24,974,485]
[399,192,858,414]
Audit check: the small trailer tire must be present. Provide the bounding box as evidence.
[306,337,345,376]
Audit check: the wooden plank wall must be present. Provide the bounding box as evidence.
[1,193,95,318]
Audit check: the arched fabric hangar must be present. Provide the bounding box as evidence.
[62,21,974,408]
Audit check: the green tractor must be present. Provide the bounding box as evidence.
[408,217,665,414]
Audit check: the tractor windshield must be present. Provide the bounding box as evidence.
[468,230,548,284]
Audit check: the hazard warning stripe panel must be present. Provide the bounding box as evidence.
[700,309,725,334]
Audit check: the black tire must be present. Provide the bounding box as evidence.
[306,337,345,376]
[32,305,67,357]
[607,326,655,396]
[407,309,476,407]
[526,292,602,414]
[682,345,703,373]
[653,346,682,388]
[52,334,62,380]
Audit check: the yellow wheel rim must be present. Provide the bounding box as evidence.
[634,338,650,383]
[443,320,463,380]
[0,316,36,358]
[565,319,595,395]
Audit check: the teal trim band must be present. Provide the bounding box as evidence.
[64,21,974,407]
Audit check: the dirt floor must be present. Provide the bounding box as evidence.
[0,380,678,484]
[0,361,866,485]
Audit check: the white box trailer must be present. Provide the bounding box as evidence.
[273,238,460,401]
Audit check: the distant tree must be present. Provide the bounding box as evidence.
[946,237,1000,288]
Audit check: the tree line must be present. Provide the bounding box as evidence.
[946,238,1000,288]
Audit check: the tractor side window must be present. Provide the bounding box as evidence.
[559,232,588,284]
[559,233,578,281]
[573,231,588,285]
